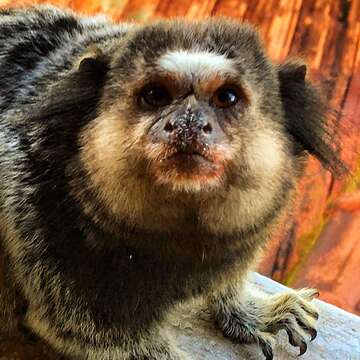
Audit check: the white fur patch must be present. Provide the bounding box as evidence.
[250,130,284,174]
[158,50,236,79]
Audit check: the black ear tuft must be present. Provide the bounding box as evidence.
[278,61,347,176]
[288,63,307,81]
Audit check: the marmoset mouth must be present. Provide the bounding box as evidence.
[146,141,229,188]
[169,150,208,160]
[164,149,215,169]
[162,151,218,176]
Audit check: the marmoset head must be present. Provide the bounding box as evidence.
[72,18,343,233]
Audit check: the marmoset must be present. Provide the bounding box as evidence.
[0,5,344,360]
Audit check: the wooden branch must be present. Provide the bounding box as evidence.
[168,273,360,359]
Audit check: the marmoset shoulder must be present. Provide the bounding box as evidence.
[0,5,344,360]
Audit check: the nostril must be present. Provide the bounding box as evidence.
[202,122,212,134]
[164,121,174,133]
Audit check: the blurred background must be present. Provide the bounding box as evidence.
[0,0,359,315]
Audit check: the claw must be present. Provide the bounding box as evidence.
[296,318,318,341]
[299,341,307,356]
[259,339,273,360]
[301,305,319,320]
[309,328,317,341]
[286,330,297,347]
[299,288,320,300]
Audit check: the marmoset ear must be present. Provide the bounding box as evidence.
[278,61,347,176]
[77,46,109,82]
[27,47,110,138]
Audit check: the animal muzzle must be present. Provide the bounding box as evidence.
[149,105,225,159]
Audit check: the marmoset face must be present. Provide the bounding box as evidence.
[83,19,293,191]
[79,19,298,233]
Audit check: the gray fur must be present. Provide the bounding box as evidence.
[0,6,343,360]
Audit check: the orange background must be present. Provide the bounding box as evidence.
[1,0,359,315]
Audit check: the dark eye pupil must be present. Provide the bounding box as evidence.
[217,89,238,106]
[142,86,171,107]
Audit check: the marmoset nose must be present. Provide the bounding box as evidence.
[148,103,226,149]
[163,115,213,137]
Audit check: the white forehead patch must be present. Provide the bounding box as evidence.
[158,50,236,79]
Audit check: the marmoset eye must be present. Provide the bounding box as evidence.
[212,86,240,108]
[140,84,172,108]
